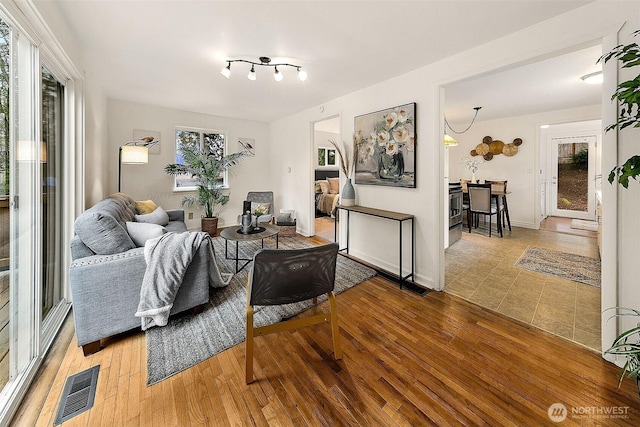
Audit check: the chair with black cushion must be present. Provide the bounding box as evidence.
[245,243,342,384]
[484,180,511,231]
[467,183,502,237]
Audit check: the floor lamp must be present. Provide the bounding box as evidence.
[118,145,148,192]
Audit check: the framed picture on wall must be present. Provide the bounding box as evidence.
[327,149,336,166]
[133,129,160,154]
[318,148,326,166]
[354,102,416,188]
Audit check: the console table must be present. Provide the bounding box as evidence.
[334,204,414,288]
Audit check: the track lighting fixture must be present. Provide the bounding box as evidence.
[220,56,307,82]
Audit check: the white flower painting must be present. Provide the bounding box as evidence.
[354,102,416,188]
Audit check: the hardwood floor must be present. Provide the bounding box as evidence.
[14,238,640,426]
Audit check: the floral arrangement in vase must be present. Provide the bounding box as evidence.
[328,139,357,206]
[353,103,416,187]
[253,204,268,218]
[459,157,484,183]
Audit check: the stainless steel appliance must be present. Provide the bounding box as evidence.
[449,183,463,244]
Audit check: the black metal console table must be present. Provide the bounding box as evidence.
[334,204,414,288]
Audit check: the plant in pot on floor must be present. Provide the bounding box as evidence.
[605,307,640,396]
[165,143,248,236]
[600,29,640,396]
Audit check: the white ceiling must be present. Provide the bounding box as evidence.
[444,44,603,125]
[51,0,592,123]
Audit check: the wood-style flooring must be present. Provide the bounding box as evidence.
[13,237,640,426]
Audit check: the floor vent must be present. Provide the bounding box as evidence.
[54,365,100,425]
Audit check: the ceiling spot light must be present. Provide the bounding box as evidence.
[247,65,256,81]
[297,67,307,81]
[220,62,231,78]
[581,71,603,84]
[221,56,307,82]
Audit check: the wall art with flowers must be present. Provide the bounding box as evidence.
[353,102,416,188]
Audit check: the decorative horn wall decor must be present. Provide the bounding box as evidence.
[470,136,523,160]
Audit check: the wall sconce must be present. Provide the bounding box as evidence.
[118,145,148,192]
[220,56,307,82]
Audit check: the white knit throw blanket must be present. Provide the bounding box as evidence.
[135,232,230,331]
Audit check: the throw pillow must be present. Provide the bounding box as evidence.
[314,180,322,194]
[318,180,330,194]
[276,212,292,223]
[327,177,340,194]
[126,222,167,247]
[135,199,158,215]
[74,212,136,255]
[135,206,170,226]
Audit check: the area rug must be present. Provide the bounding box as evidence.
[145,235,376,385]
[515,246,601,287]
[570,219,599,232]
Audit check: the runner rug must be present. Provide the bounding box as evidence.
[145,235,376,385]
[515,246,601,287]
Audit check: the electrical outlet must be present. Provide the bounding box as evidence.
[188,212,193,220]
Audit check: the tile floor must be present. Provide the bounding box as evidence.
[445,220,601,352]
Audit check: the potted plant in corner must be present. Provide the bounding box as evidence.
[164,142,248,236]
[605,307,640,396]
[600,29,640,396]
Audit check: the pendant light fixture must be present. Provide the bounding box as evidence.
[220,56,307,82]
[443,107,482,147]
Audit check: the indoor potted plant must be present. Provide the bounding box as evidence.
[164,143,248,236]
[599,29,640,188]
[605,307,640,396]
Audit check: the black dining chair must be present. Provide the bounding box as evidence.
[467,183,502,237]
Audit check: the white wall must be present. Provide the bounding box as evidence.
[270,2,637,295]
[447,105,601,228]
[107,100,271,230]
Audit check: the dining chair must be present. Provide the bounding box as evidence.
[484,180,511,231]
[245,243,342,384]
[467,183,502,237]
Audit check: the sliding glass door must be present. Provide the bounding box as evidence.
[0,6,76,423]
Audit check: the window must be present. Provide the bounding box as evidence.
[174,127,228,191]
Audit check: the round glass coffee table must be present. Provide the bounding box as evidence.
[220,224,280,273]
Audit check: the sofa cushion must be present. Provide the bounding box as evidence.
[135,199,158,215]
[135,206,170,226]
[75,211,136,255]
[126,222,167,247]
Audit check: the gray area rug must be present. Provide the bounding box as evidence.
[515,246,601,287]
[145,235,376,385]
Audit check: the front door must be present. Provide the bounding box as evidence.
[550,135,596,220]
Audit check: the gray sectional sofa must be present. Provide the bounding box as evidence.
[69,193,210,355]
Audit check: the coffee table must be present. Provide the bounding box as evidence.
[220,224,280,273]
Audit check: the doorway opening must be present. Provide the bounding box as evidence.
[311,116,340,242]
